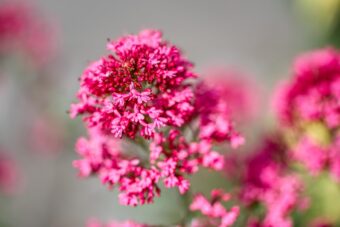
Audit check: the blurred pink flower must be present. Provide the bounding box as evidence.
[274,48,340,179]
[29,115,64,155]
[274,48,340,128]
[0,0,57,68]
[240,137,305,227]
[86,218,146,227]
[0,152,20,195]
[198,67,261,123]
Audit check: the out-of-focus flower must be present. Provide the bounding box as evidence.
[197,67,260,123]
[240,137,305,227]
[72,30,243,206]
[190,189,239,227]
[86,218,146,227]
[0,0,57,68]
[0,152,20,195]
[274,48,340,180]
[29,115,64,155]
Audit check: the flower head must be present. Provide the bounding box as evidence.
[72,30,243,207]
[240,137,305,227]
[71,29,196,140]
[274,48,340,178]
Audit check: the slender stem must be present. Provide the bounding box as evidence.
[179,189,194,226]
[124,137,150,162]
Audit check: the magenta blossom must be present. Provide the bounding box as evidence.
[72,30,243,207]
[274,48,340,179]
[0,1,57,68]
[190,189,239,227]
[275,48,340,127]
[70,29,196,140]
[195,75,246,149]
[73,126,228,206]
[240,137,306,227]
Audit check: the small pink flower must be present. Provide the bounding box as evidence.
[190,189,239,227]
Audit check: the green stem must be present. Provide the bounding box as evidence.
[124,137,149,163]
[179,189,194,226]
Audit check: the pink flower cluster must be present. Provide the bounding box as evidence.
[70,29,195,139]
[241,138,305,227]
[275,48,340,179]
[276,48,340,127]
[293,135,340,180]
[72,29,243,207]
[195,76,245,148]
[68,31,340,226]
[190,189,239,227]
[0,1,56,67]
[86,218,145,227]
[74,128,164,206]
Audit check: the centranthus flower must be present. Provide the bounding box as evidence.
[72,30,243,206]
[0,1,57,68]
[240,137,305,227]
[274,48,340,179]
[190,189,239,227]
[70,29,196,140]
[195,72,246,149]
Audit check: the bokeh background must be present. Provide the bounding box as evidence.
[1,0,339,227]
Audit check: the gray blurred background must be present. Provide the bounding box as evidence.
[0,0,320,226]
